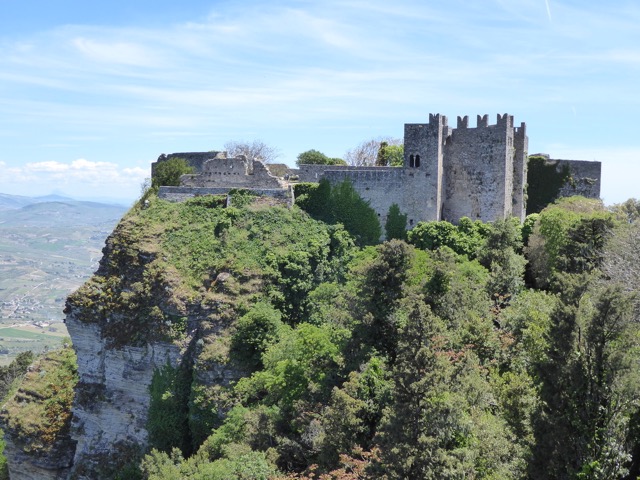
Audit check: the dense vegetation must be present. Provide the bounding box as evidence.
[9,188,640,479]
[128,192,640,479]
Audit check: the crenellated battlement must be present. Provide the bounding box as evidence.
[429,113,448,127]
[477,114,489,128]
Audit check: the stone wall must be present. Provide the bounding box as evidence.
[291,164,348,183]
[179,158,282,189]
[158,186,293,206]
[556,159,601,199]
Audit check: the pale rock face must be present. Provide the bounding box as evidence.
[3,440,74,480]
[66,313,181,479]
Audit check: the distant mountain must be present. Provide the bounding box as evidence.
[33,194,76,203]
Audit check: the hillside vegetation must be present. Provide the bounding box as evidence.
[8,190,640,479]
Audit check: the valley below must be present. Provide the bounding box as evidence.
[0,194,128,364]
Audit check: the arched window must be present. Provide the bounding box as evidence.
[415,155,421,168]
[409,155,415,168]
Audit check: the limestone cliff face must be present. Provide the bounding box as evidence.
[65,317,181,479]
[2,435,74,480]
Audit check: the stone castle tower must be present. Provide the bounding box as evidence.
[403,113,528,223]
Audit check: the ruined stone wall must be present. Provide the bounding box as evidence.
[179,158,282,189]
[556,159,601,199]
[442,114,514,223]
[158,186,292,205]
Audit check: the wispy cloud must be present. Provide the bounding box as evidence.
[545,0,552,21]
[72,37,162,67]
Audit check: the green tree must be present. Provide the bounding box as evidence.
[235,323,347,412]
[355,240,414,360]
[376,142,404,167]
[147,362,193,455]
[152,157,194,188]
[477,219,527,305]
[296,150,345,166]
[295,179,381,245]
[231,302,285,370]
[609,197,640,224]
[384,204,407,241]
[407,218,489,259]
[530,281,640,480]
[329,180,381,246]
[525,197,609,288]
[318,357,392,468]
[375,295,522,479]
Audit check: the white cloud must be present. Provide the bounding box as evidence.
[0,159,148,201]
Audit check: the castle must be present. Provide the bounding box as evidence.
[154,113,601,227]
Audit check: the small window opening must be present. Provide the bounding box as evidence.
[409,155,415,168]
[415,155,421,168]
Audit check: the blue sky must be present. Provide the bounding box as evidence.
[1,0,638,204]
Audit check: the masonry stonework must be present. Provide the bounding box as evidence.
[152,113,601,229]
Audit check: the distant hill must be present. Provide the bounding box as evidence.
[0,194,128,362]
[0,199,126,228]
[0,193,40,210]
[0,192,131,211]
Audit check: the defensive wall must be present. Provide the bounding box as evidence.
[158,186,293,206]
[554,159,601,199]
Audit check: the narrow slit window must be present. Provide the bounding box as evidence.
[415,155,421,168]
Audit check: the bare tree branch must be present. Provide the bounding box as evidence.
[224,139,281,164]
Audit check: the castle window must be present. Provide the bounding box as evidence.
[415,155,421,168]
[409,155,415,168]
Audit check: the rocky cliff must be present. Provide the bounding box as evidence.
[61,195,247,478]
